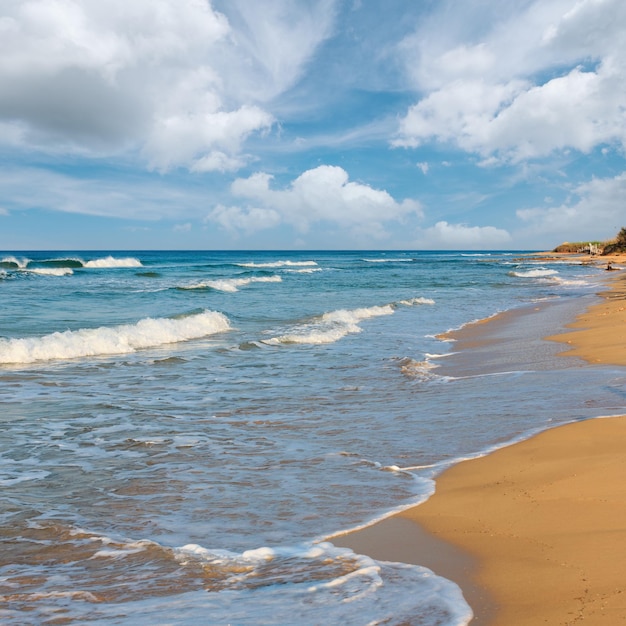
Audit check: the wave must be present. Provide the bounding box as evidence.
[284,268,323,274]
[26,267,74,277]
[83,256,143,268]
[396,296,435,306]
[181,275,282,293]
[172,540,471,623]
[362,258,413,263]
[37,257,84,268]
[263,297,435,346]
[397,357,443,381]
[263,305,395,345]
[0,255,142,271]
[508,268,558,278]
[237,260,318,268]
[7,524,470,624]
[553,277,592,287]
[0,255,29,269]
[0,310,230,364]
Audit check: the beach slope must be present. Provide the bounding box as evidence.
[403,416,626,625]
[337,270,626,625]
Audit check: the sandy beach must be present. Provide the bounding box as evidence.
[336,260,626,625]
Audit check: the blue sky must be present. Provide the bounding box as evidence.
[1,0,625,250]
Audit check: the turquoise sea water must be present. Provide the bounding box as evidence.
[1,250,625,625]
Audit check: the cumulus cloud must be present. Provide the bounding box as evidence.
[395,0,626,162]
[145,105,274,172]
[0,0,335,170]
[419,221,511,249]
[516,172,626,241]
[208,204,281,234]
[207,165,423,238]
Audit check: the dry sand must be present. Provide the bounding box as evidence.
[336,260,626,625]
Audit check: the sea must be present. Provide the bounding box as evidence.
[1,250,625,625]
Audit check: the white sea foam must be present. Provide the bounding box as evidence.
[13,591,100,602]
[552,276,592,287]
[397,296,435,306]
[84,256,143,268]
[284,268,323,274]
[263,297,434,346]
[0,310,230,364]
[237,260,318,268]
[363,258,413,263]
[397,357,444,381]
[92,539,154,559]
[26,267,74,276]
[509,268,558,278]
[183,275,282,292]
[174,541,472,625]
[263,305,395,345]
[1,255,29,268]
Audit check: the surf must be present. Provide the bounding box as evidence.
[0,310,230,364]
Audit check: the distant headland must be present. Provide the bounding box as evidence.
[552,226,626,256]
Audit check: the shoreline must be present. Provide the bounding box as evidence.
[336,259,626,624]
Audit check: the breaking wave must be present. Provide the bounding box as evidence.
[237,260,318,269]
[0,310,230,364]
[83,256,143,268]
[263,297,433,346]
[397,296,435,306]
[181,275,282,293]
[362,258,414,263]
[0,255,142,271]
[508,268,558,278]
[25,267,74,277]
[0,256,29,269]
[263,305,395,345]
[284,268,323,274]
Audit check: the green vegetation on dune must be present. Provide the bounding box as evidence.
[552,227,626,255]
[603,227,626,255]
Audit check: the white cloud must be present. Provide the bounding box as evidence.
[516,172,626,241]
[214,0,337,102]
[420,221,511,249]
[0,0,336,170]
[145,106,274,172]
[208,165,423,238]
[190,151,246,174]
[417,162,429,174]
[208,204,281,234]
[396,0,626,162]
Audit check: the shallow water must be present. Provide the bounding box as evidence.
[1,251,624,625]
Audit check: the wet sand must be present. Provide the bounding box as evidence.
[546,263,626,367]
[336,262,626,625]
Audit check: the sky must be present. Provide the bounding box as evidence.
[1,0,625,250]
